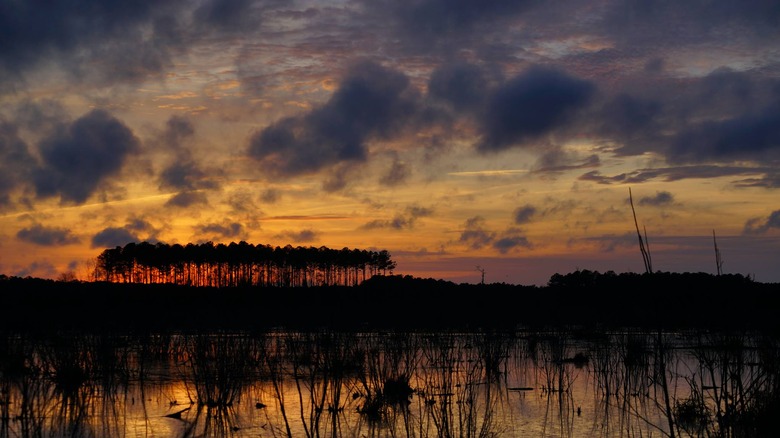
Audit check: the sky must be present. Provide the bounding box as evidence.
[1,0,779,286]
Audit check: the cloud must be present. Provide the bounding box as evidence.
[89,218,161,249]
[600,1,780,51]
[91,227,140,249]
[0,0,189,86]
[226,190,262,214]
[513,205,537,224]
[165,191,209,208]
[11,261,58,279]
[478,66,595,152]
[457,216,532,253]
[493,234,531,254]
[276,229,319,243]
[248,60,419,177]
[163,115,195,148]
[33,109,140,204]
[579,165,776,185]
[360,205,433,230]
[427,61,497,112]
[322,164,355,193]
[384,0,538,53]
[733,173,780,189]
[362,215,413,231]
[260,188,280,203]
[16,224,80,246]
[743,209,780,235]
[193,0,260,31]
[194,221,245,240]
[594,93,663,148]
[159,161,214,192]
[669,102,780,163]
[637,191,674,207]
[379,157,411,186]
[459,216,496,249]
[600,69,780,163]
[0,122,35,208]
[157,115,221,192]
[126,218,159,234]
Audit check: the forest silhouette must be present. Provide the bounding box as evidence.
[1,240,778,333]
[92,241,396,287]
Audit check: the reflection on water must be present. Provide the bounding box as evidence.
[0,329,777,437]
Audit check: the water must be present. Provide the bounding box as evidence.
[0,328,777,437]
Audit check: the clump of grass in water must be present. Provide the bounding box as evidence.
[179,331,257,408]
[674,397,709,436]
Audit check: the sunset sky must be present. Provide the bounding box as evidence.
[1,0,779,286]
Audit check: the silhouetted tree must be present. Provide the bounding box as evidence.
[93,241,395,287]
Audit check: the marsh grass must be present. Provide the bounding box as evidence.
[683,332,780,438]
[0,328,777,437]
[177,331,259,408]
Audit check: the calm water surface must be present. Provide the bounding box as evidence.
[0,329,777,437]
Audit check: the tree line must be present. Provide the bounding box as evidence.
[93,241,396,287]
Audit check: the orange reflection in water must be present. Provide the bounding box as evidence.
[0,330,775,437]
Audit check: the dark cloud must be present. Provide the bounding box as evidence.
[226,190,261,214]
[277,229,319,243]
[513,205,537,224]
[260,188,280,203]
[362,215,413,231]
[595,94,663,148]
[360,204,433,230]
[91,227,140,249]
[157,115,221,192]
[322,165,353,193]
[384,0,539,53]
[195,221,245,240]
[579,165,775,185]
[603,70,780,163]
[248,60,418,177]
[407,205,434,218]
[743,209,780,235]
[0,0,188,86]
[193,0,260,31]
[427,62,497,112]
[0,122,35,208]
[669,102,780,163]
[732,173,780,189]
[126,218,158,234]
[478,66,595,152]
[493,234,531,254]
[163,115,195,149]
[33,109,140,204]
[457,220,534,253]
[601,0,780,50]
[459,216,495,249]
[379,157,411,186]
[12,261,58,279]
[533,152,600,173]
[165,191,209,208]
[159,161,213,192]
[638,191,674,207]
[89,219,158,249]
[17,224,80,246]
[12,99,70,135]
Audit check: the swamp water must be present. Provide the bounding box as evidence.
[0,329,777,438]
